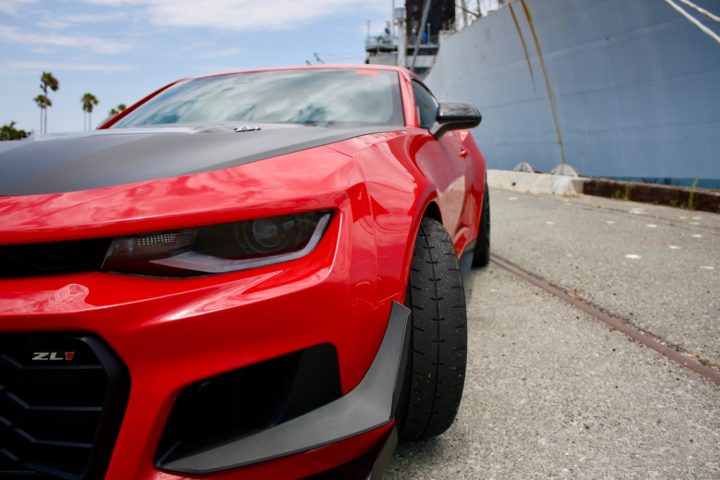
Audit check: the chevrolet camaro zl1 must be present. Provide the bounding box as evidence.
[0,65,490,479]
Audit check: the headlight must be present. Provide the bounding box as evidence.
[102,211,332,276]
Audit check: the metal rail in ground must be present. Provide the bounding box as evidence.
[491,255,720,386]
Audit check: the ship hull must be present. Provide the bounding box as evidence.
[426,0,720,188]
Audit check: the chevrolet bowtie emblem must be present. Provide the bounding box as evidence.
[234,125,262,133]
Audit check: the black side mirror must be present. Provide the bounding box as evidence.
[429,101,481,138]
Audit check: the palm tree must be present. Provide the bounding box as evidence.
[38,71,59,134]
[34,94,51,133]
[109,103,127,116]
[81,93,100,131]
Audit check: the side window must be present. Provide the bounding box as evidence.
[411,81,439,129]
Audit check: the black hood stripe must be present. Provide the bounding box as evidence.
[0,125,402,196]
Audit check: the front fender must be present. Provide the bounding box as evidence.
[349,134,443,303]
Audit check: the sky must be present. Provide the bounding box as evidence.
[0,0,395,133]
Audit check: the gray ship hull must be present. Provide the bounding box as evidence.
[426,0,720,188]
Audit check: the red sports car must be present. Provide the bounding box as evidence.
[0,65,489,479]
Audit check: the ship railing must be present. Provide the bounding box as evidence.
[365,35,398,52]
[405,34,440,48]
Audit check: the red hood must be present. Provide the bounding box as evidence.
[0,131,404,244]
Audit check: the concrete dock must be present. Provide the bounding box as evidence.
[388,187,720,479]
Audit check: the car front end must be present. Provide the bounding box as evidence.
[0,127,411,479]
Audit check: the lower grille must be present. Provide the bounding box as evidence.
[0,333,129,479]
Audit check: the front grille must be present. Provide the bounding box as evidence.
[0,333,129,479]
[0,239,111,278]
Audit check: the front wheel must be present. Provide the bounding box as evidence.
[396,217,468,441]
[472,182,491,268]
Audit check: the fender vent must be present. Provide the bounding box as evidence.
[0,333,129,479]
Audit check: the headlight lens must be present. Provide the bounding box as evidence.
[102,211,332,276]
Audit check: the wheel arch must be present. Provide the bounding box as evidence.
[422,201,442,223]
[395,195,445,303]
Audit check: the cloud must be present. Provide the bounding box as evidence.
[7,60,136,72]
[82,0,389,30]
[0,25,132,53]
[0,0,38,16]
[37,12,129,29]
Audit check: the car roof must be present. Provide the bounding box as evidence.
[192,64,418,81]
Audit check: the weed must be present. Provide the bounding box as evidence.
[687,178,699,211]
[669,198,688,210]
[622,184,632,201]
[610,184,632,201]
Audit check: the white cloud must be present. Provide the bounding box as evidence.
[37,12,129,29]
[0,0,38,16]
[0,25,132,53]
[7,60,136,72]
[82,0,389,30]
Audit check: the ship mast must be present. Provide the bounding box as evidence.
[411,0,433,70]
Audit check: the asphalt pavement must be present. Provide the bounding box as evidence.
[490,189,720,367]
[387,189,720,479]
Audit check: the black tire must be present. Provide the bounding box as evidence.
[472,182,491,268]
[397,217,467,442]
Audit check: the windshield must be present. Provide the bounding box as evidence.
[113,69,405,128]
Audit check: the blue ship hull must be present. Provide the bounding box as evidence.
[426,0,720,188]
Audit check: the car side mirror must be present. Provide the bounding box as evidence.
[429,101,481,138]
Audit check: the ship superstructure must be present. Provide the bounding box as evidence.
[366,1,461,77]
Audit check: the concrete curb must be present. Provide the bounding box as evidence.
[584,178,720,214]
[487,170,589,196]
